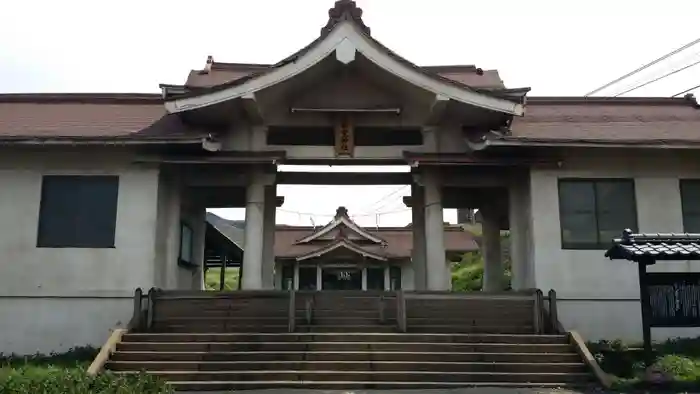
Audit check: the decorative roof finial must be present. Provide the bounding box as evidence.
[321,0,371,36]
[203,55,214,74]
[335,206,349,218]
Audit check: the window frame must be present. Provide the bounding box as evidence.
[36,175,119,249]
[680,179,700,233]
[558,178,638,250]
[178,221,196,267]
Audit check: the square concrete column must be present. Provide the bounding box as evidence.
[261,185,277,289]
[411,183,427,290]
[423,169,449,291]
[241,177,265,290]
[509,171,535,290]
[481,205,503,292]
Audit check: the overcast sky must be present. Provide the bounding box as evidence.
[2,0,699,226]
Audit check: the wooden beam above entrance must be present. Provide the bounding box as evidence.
[277,171,412,185]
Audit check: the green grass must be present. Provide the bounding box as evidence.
[204,267,240,291]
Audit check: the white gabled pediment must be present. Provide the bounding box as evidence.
[296,238,388,262]
[296,208,384,245]
[165,21,524,116]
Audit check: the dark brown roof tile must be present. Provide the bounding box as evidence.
[0,96,165,138]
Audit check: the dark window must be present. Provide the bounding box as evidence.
[389,266,402,290]
[681,180,700,233]
[281,265,294,290]
[298,266,318,290]
[558,179,637,249]
[179,222,194,266]
[366,267,385,290]
[37,175,119,248]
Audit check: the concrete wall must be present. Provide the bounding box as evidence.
[530,149,700,342]
[0,149,162,354]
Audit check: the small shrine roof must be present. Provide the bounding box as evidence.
[605,229,700,262]
[296,236,388,262]
[295,206,385,245]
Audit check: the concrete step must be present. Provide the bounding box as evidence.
[296,325,396,333]
[154,325,289,333]
[156,310,289,318]
[111,350,582,363]
[116,341,573,353]
[307,317,387,325]
[117,370,593,383]
[153,317,288,324]
[167,380,594,391]
[407,325,535,334]
[121,332,570,344]
[107,360,587,373]
[406,317,534,325]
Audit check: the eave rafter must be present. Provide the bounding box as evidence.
[296,237,388,262]
[164,3,524,117]
[241,93,264,124]
[425,94,450,125]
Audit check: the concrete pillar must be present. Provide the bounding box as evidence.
[411,183,427,290]
[384,266,390,291]
[509,171,536,290]
[481,205,503,292]
[423,169,449,291]
[274,261,283,289]
[361,267,368,290]
[294,262,300,290]
[241,177,265,290]
[261,185,276,289]
[192,206,207,290]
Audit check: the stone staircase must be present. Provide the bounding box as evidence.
[100,289,600,391]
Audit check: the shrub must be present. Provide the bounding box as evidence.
[0,367,173,394]
[653,355,700,381]
[0,346,98,368]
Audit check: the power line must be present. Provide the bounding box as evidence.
[585,37,700,96]
[356,185,409,214]
[277,207,410,218]
[613,58,700,96]
[672,83,700,97]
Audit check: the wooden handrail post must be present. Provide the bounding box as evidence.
[533,289,543,334]
[397,291,407,332]
[378,295,386,324]
[288,289,296,333]
[146,287,157,330]
[305,296,313,325]
[548,289,559,334]
[130,288,143,331]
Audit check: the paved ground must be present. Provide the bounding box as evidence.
[179,389,606,394]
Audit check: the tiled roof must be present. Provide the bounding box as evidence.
[509,96,700,145]
[205,212,478,258]
[185,63,505,90]
[605,229,700,262]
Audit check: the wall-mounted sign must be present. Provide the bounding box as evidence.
[337,271,352,280]
[334,117,354,157]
